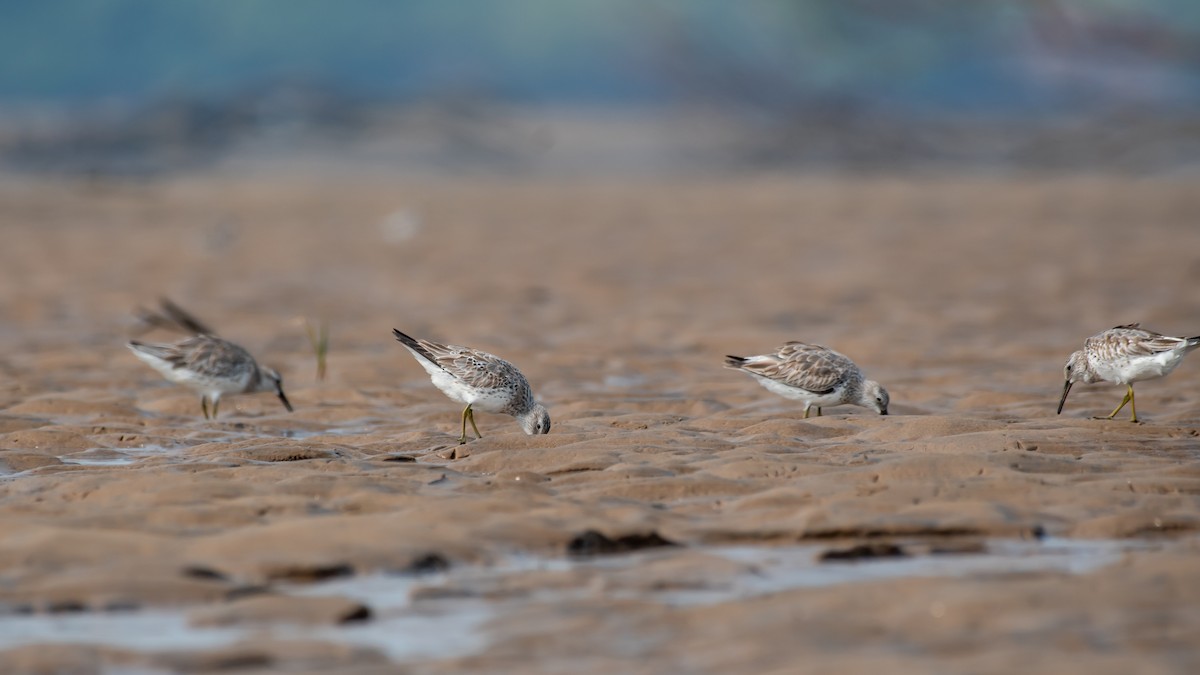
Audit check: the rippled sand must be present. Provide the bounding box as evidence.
[1,174,1198,673]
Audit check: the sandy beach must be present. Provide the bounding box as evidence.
[1,172,1198,673]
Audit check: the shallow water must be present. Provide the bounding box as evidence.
[61,455,138,467]
[0,602,493,663]
[0,537,1170,663]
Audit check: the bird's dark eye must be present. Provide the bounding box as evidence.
[1066,365,1072,372]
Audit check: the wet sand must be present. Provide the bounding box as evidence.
[1,173,1199,673]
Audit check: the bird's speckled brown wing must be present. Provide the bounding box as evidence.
[737,342,854,394]
[1090,324,1187,360]
[131,335,257,379]
[414,338,525,391]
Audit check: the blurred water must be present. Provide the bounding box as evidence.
[2,2,1198,176]
[0,537,1174,663]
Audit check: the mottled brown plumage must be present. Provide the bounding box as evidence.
[393,329,551,443]
[132,335,258,380]
[397,332,531,400]
[128,334,292,419]
[731,341,854,394]
[1059,323,1200,422]
[725,342,889,417]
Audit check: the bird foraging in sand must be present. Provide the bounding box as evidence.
[1058,323,1200,423]
[128,334,293,419]
[127,299,291,419]
[724,342,889,417]
[393,329,550,444]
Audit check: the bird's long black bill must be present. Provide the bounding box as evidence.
[1056,380,1073,415]
[277,388,294,412]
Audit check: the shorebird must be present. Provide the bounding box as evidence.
[1058,323,1200,422]
[393,329,550,443]
[127,300,292,419]
[724,342,889,417]
[128,335,292,419]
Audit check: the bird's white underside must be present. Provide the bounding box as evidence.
[751,373,846,411]
[1092,348,1188,385]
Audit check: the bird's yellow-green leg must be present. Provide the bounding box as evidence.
[201,396,210,420]
[211,397,220,420]
[817,407,822,417]
[803,407,811,419]
[1106,385,1134,421]
[467,406,483,439]
[459,404,471,444]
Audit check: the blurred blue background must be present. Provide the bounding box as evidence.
[1,0,1197,173]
